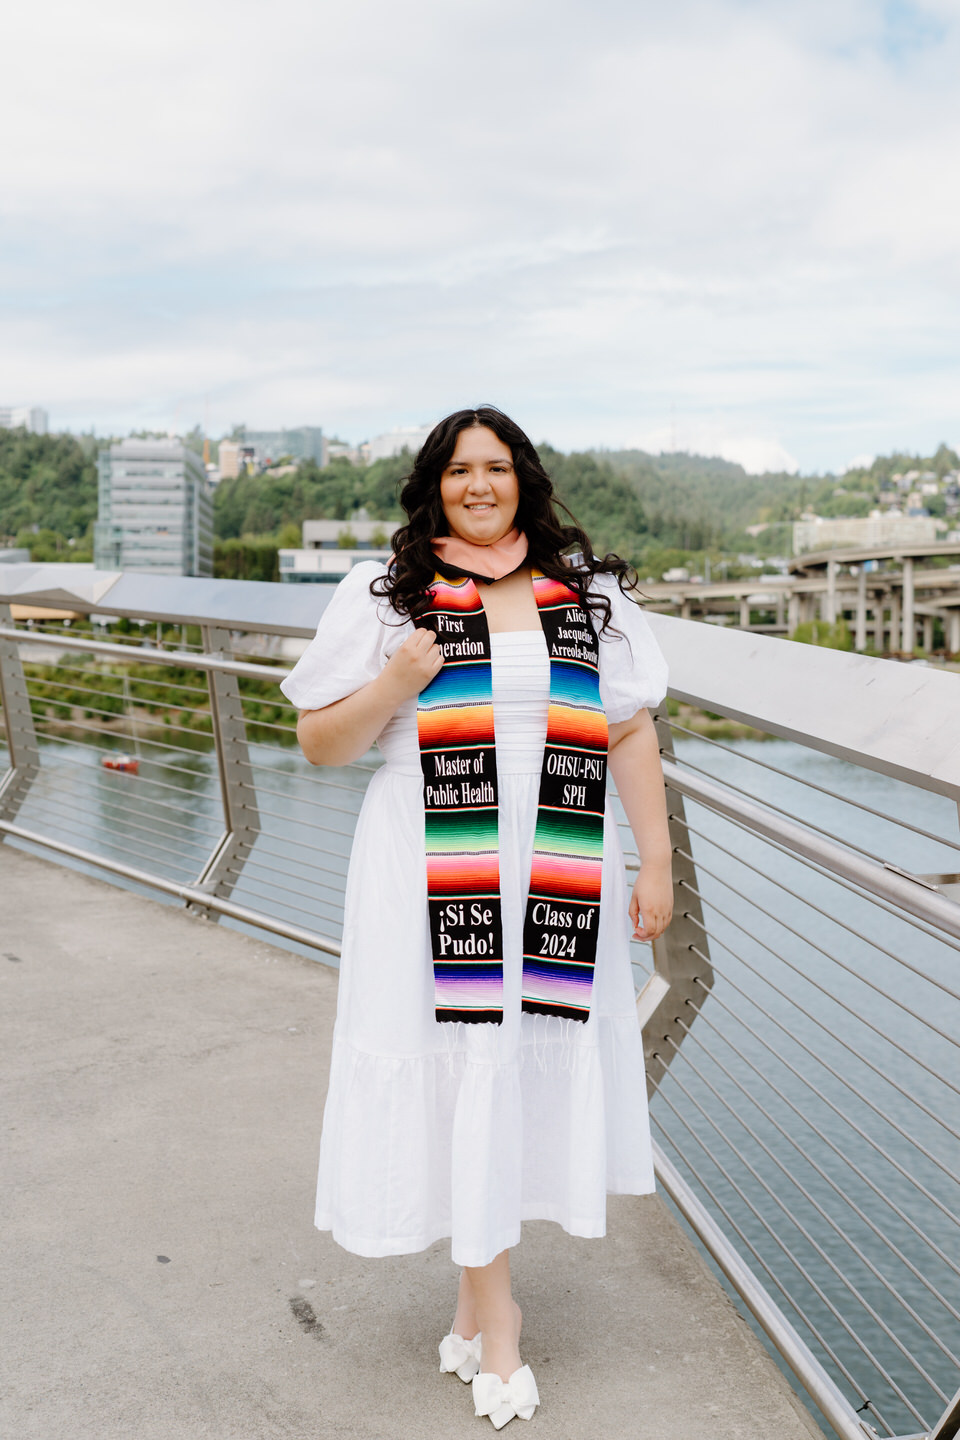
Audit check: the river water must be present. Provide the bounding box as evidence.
[6,726,960,1436]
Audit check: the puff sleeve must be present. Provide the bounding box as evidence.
[592,573,669,723]
[279,562,413,712]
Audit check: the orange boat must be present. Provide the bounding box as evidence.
[101,754,139,774]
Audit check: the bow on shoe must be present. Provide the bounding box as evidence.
[439,1331,483,1381]
[472,1365,540,1428]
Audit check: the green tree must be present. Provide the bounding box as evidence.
[212,453,407,540]
[932,443,960,479]
[213,535,281,582]
[14,526,94,562]
[0,429,98,541]
[791,618,853,650]
[541,446,650,561]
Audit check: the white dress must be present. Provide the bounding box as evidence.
[280,561,669,1268]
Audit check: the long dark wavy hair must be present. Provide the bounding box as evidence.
[370,406,637,635]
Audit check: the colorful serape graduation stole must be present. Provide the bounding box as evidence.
[416,568,608,1025]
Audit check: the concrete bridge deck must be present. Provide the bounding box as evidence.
[2,845,823,1440]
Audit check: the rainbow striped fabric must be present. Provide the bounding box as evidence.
[417,568,608,1024]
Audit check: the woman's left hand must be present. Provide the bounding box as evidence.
[629,862,674,942]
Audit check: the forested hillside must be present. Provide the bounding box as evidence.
[602,443,959,548]
[213,452,411,537]
[4,427,956,580]
[599,450,802,545]
[212,444,653,564]
[0,430,98,550]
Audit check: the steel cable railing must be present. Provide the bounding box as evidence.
[677,867,960,1104]
[22,745,223,828]
[5,615,960,1440]
[683,796,960,958]
[14,794,200,879]
[651,1088,903,1436]
[28,659,212,698]
[232,764,366,820]
[681,910,960,1185]
[685,947,960,1234]
[666,717,960,858]
[248,835,348,882]
[678,819,960,1003]
[18,760,221,840]
[647,723,960,1438]
[22,786,212,865]
[222,872,345,923]
[667,1015,960,1366]
[683,983,960,1294]
[653,1026,955,1435]
[669,747,894,866]
[660,1031,953,1397]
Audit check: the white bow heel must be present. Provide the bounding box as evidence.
[472,1365,540,1429]
[439,1330,483,1382]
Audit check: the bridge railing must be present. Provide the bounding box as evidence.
[1,577,959,1440]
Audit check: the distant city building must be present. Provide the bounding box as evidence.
[94,439,213,576]
[218,439,242,479]
[363,425,432,463]
[327,442,364,465]
[279,548,394,583]
[0,405,48,435]
[301,516,398,550]
[793,514,941,555]
[237,425,327,468]
[280,515,398,582]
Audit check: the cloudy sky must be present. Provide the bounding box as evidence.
[2,0,959,472]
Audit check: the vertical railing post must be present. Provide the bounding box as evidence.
[638,713,715,1098]
[190,624,261,914]
[0,603,40,828]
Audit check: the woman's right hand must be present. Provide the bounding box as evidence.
[380,628,445,703]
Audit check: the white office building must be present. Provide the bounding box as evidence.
[363,425,432,463]
[280,516,398,583]
[94,440,214,576]
[0,405,48,434]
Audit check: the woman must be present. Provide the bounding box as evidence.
[281,407,673,1429]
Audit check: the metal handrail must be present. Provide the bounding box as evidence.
[665,716,960,857]
[676,822,960,1003]
[0,817,343,957]
[678,865,960,1095]
[678,997,960,1313]
[681,800,960,956]
[0,625,289,684]
[653,1143,877,1440]
[3,596,959,1440]
[671,746,893,864]
[655,1073,930,1428]
[661,757,960,941]
[663,1030,956,1391]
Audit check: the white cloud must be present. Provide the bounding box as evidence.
[0,0,958,467]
